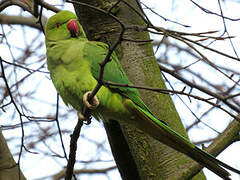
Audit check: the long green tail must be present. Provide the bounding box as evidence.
[126,101,240,179]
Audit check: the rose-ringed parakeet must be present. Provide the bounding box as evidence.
[45,10,239,179]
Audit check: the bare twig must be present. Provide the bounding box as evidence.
[0,57,25,179]
[53,166,116,180]
[0,15,42,30]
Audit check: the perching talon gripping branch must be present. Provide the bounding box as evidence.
[83,91,100,110]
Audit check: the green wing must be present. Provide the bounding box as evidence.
[83,41,153,114]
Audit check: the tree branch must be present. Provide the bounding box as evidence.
[53,166,116,180]
[205,118,240,156]
[0,14,43,30]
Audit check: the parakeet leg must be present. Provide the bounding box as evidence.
[77,91,100,125]
[83,91,100,110]
[77,111,92,125]
[77,111,86,121]
[77,111,92,124]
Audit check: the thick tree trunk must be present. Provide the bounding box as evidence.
[0,129,26,180]
[74,0,206,179]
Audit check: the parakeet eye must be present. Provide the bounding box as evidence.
[56,23,61,28]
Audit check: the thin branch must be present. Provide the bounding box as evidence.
[0,58,48,74]
[33,0,39,17]
[190,0,240,21]
[162,73,221,134]
[149,27,240,61]
[102,79,240,122]
[64,120,82,180]
[0,0,31,13]
[0,57,25,179]
[0,15,42,30]
[0,0,60,18]
[53,166,116,180]
[159,65,240,115]
[39,0,61,13]
[141,2,190,27]
[55,94,68,162]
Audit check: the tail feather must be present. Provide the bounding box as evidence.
[126,101,240,179]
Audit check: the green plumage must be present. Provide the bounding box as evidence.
[45,10,239,179]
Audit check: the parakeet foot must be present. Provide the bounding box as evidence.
[77,111,92,125]
[83,91,100,110]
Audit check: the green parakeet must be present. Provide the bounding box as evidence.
[45,10,239,179]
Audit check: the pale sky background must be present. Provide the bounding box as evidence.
[1,0,240,179]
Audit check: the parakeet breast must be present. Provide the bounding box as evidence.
[46,38,132,121]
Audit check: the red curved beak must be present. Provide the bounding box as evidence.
[67,19,79,37]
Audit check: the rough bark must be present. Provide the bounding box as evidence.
[74,0,206,179]
[0,129,26,180]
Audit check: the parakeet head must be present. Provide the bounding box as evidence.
[45,10,86,41]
